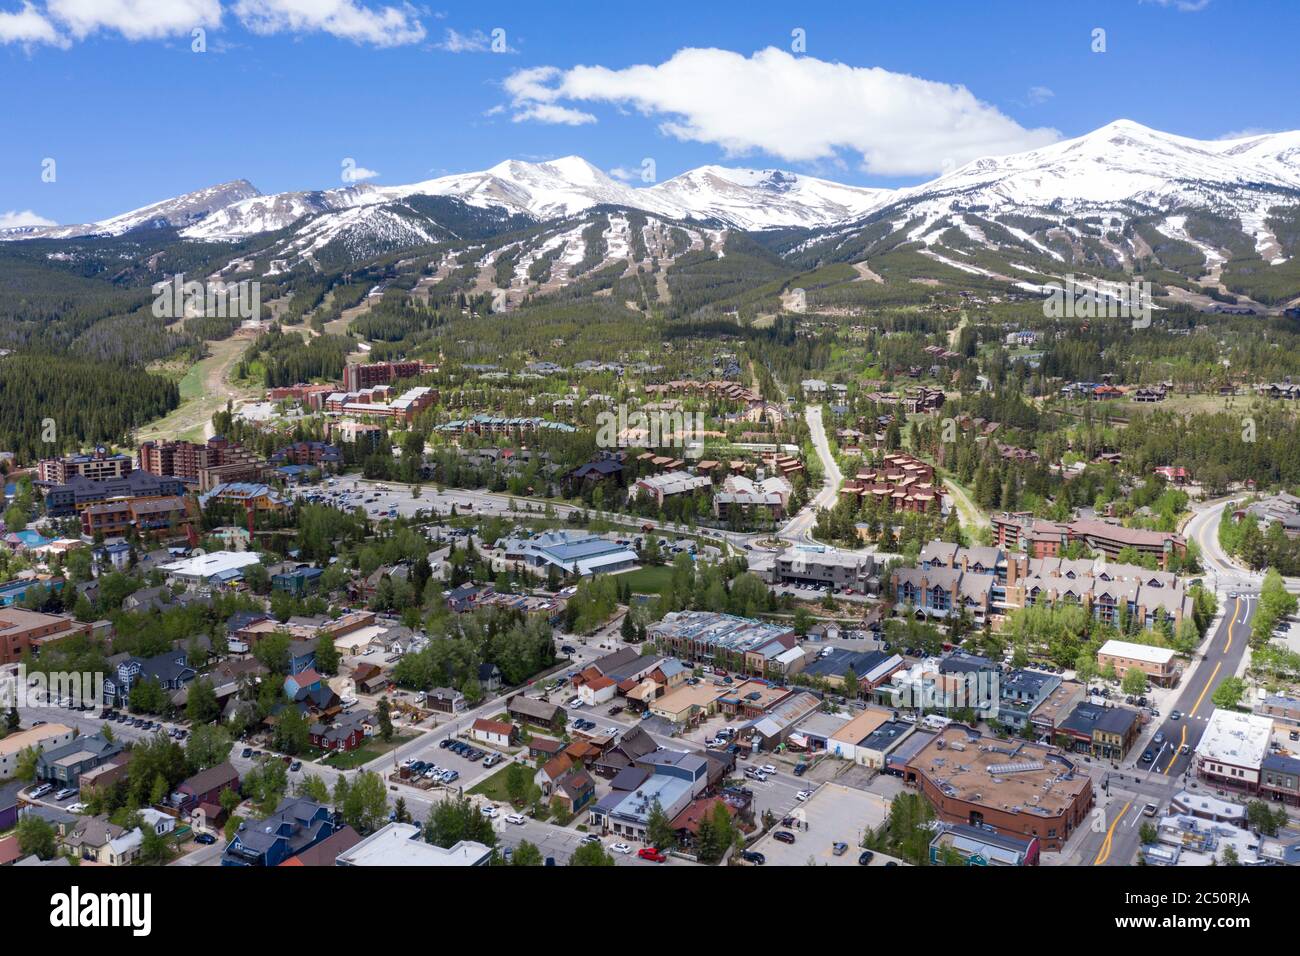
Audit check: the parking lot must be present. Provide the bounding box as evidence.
[746,782,897,866]
[291,478,519,522]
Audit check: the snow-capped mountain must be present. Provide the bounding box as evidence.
[644,166,892,230]
[4,180,261,240]
[881,119,1300,226]
[178,184,382,241]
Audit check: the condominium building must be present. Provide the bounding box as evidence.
[36,448,134,484]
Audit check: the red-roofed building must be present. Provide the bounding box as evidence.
[579,675,617,706]
[471,718,517,749]
[669,797,736,848]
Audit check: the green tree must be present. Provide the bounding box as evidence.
[645,798,676,850]
[510,839,544,866]
[17,816,57,860]
[1121,667,1148,697]
[1212,677,1246,711]
[569,840,616,866]
[186,679,221,725]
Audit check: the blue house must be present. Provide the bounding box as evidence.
[284,669,323,700]
[222,798,335,867]
[272,566,323,597]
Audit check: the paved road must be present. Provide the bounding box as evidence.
[1075,592,1259,866]
[779,404,841,544]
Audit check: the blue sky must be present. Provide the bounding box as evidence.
[2,0,1297,227]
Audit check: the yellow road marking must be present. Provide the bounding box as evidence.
[1093,800,1131,866]
[1190,661,1222,719]
[1163,724,1186,775]
[1225,596,1240,652]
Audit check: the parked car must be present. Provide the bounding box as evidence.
[480,805,498,819]
[792,763,808,777]
[1142,803,1159,817]
[637,847,667,862]
[832,841,849,856]
[773,831,796,845]
[28,783,53,799]
[505,813,527,826]
[741,849,766,865]
[581,833,601,844]
[858,850,875,866]
[194,833,217,845]
[1141,750,1154,763]
[482,754,503,769]
[610,842,632,854]
[796,789,813,801]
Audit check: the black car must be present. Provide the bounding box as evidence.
[858,850,874,865]
[773,831,796,845]
[241,748,252,758]
[194,833,217,845]
[1140,750,1154,763]
[439,739,452,749]
[792,763,808,777]
[741,850,766,865]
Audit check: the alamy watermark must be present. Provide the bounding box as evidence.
[888,662,1000,719]
[595,405,707,459]
[1042,274,1151,329]
[1,665,105,717]
[152,273,261,321]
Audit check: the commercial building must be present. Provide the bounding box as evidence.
[0,723,76,780]
[37,448,134,484]
[648,611,798,676]
[631,470,712,506]
[906,724,1093,851]
[928,822,1039,866]
[499,530,639,578]
[336,821,490,866]
[772,544,878,592]
[160,550,264,586]
[0,608,92,666]
[1056,701,1142,760]
[35,733,123,787]
[1195,710,1273,794]
[1096,640,1178,687]
[43,470,188,518]
[137,436,266,491]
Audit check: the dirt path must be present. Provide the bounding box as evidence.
[137,331,261,444]
[852,260,883,283]
[943,476,990,531]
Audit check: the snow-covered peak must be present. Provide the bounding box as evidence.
[646,165,893,229]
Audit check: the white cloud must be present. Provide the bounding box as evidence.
[232,0,424,47]
[504,47,1060,177]
[0,209,57,228]
[45,0,221,40]
[1141,0,1211,11]
[341,162,380,182]
[607,166,637,182]
[435,26,510,53]
[1216,127,1277,141]
[1026,85,1054,105]
[0,1,65,45]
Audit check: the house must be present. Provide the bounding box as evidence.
[593,725,660,777]
[222,798,336,867]
[553,769,596,815]
[578,675,617,707]
[507,694,566,729]
[535,754,575,796]
[278,825,363,867]
[103,650,196,707]
[284,669,323,700]
[335,822,491,866]
[310,710,370,753]
[528,736,566,762]
[171,761,240,815]
[670,797,736,848]
[471,718,516,749]
[64,815,136,865]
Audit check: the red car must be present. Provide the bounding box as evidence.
[637,847,667,863]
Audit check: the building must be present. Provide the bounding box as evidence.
[589,774,695,842]
[631,470,712,506]
[929,822,1039,866]
[648,611,798,676]
[271,441,343,470]
[906,724,1093,851]
[335,822,490,866]
[272,566,323,597]
[997,669,1063,731]
[773,544,877,592]
[650,683,726,728]
[222,797,336,866]
[103,650,196,707]
[712,473,792,521]
[471,718,516,748]
[80,494,194,537]
[198,482,288,513]
[160,550,264,587]
[37,448,134,484]
[1057,702,1141,759]
[342,360,433,393]
[507,694,566,728]
[499,530,639,578]
[0,723,76,780]
[171,761,240,815]
[325,385,437,424]
[137,436,266,491]
[839,453,945,514]
[1195,710,1273,794]
[1096,640,1178,687]
[0,608,92,666]
[42,470,189,518]
[35,733,123,787]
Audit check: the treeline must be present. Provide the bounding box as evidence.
[0,354,178,460]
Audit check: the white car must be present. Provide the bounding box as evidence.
[568,698,584,709]
[760,764,777,775]
[505,813,527,826]
[609,842,632,855]
[796,789,813,802]
[480,805,498,819]
[66,802,87,814]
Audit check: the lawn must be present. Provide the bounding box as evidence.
[617,564,675,595]
[467,763,516,802]
[318,732,416,770]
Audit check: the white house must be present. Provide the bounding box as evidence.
[470,718,515,749]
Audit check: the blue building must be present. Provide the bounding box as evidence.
[222,798,335,866]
